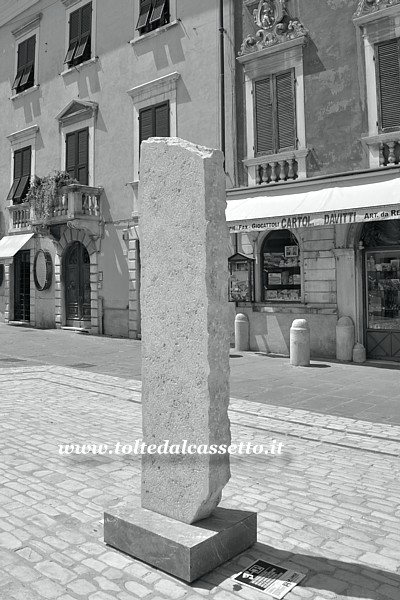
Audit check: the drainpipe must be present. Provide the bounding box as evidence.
[219,0,226,162]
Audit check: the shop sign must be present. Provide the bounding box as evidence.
[228,206,400,233]
[233,559,306,599]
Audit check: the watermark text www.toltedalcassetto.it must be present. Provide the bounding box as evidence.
[58,439,284,456]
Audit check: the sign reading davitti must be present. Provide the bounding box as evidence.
[228,207,400,233]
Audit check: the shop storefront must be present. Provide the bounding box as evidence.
[226,173,400,362]
[362,221,400,361]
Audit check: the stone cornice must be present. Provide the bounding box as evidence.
[56,99,98,125]
[61,0,83,8]
[127,72,180,102]
[0,0,40,29]
[7,124,39,144]
[239,0,307,57]
[11,12,41,39]
[238,35,306,65]
[354,0,400,18]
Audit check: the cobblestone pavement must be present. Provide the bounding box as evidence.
[0,323,400,425]
[0,365,399,600]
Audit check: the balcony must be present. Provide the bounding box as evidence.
[7,184,103,236]
[8,203,31,232]
[243,149,309,187]
[362,132,400,169]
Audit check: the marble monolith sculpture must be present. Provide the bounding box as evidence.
[104,138,256,582]
[139,138,231,524]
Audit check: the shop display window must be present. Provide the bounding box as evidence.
[367,250,400,330]
[228,253,255,302]
[261,231,301,302]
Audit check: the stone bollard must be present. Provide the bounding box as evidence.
[336,316,355,361]
[235,313,249,351]
[290,319,310,366]
[353,342,366,363]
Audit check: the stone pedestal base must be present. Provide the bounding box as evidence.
[104,505,257,583]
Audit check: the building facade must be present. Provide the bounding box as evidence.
[227,0,400,362]
[0,0,238,337]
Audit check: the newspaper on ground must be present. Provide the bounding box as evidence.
[233,559,306,599]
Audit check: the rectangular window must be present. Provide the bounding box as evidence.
[64,2,92,67]
[66,128,89,185]
[136,0,169,35]
[8,146,31,204]
[254,70,296,156]
[139,101,170,146]
[376,39,400,132]
[12,36,35,94]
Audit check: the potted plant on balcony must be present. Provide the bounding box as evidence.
[26,171,78,225]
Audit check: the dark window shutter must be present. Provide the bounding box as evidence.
[11,146,31,203]
[139,107,155,145]
[14,149,23,179]
[12,70,23,90]
[81,3,92,36]
[26,36,35,65]
[254,77,274,155]
[66,132,77,179]
[150,0,166,24]
[377,39,400,131]
[74,35,90,61]
[155,102,170,136]
[69,8,80,42]
[22,147,31,177]
[276,70,296,150]
[17,39,28,70]
[136,0,153,30]
[77,128,89,185]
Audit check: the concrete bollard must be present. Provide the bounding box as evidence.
[235,313,249,351]
[336,316,355,361]
[290,319,310,366]
[353,342,366,363]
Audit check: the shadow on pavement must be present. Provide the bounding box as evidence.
[192,543,399,598]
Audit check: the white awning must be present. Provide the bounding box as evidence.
[0,233,34,259]
[226,177,400,232]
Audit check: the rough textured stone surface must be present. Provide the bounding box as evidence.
[104,505,257,582]
[139,138,231,524]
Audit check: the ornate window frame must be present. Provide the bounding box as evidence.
[238,0,309,187]
[127,72,180,186]
[56,99,98,186]
[354,1,400,167]
[11,13,41,99]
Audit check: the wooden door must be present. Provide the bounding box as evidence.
[65,242,90,327]
[14,250,30,321]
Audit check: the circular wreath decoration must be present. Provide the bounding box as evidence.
[33,250,53,291]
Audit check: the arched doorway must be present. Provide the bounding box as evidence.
[64,241,91,328]
[362,221,400,361]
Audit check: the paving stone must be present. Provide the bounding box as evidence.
[94,576,121,592]
[5,563,40,583]
[124,581,152,597]
[30,578,66,599]
[90,592,123,600]
[35,560,76,585]
[1,349,400,600]
[98,551,132,569]
[67,579,98,595]
[153,579,188,598]
[0,533,22,550]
